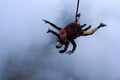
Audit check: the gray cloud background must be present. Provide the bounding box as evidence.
[0,0,120,80]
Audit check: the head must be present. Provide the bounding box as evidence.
[56,29,67,48]
[56,41,63,48]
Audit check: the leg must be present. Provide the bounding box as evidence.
[47,29,62,41]
[98,23,107,28]
[64,38,76,55]
[43,19,62,30]
[68,37,76,53]
[59,41,69,53]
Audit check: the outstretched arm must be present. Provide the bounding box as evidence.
[43,19,62,30]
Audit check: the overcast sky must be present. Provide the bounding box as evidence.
[0,0,120,80]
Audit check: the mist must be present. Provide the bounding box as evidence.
[0,0,120,80]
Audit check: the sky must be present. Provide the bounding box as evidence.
[0,0,120,80]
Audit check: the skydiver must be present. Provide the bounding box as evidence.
[43,14,107,54]
[64,13,91,39]
[46,25,77,54]
[43,13,89,39]
[45,22,106,55]
[42,14,91,54]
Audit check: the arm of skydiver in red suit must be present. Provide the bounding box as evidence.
[43,19,62,30]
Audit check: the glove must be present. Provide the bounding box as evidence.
[59,50,65,53]
[66,51,73,55]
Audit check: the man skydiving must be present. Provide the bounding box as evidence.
[43,14,106,55]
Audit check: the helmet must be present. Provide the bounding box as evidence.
[56,42,63,48]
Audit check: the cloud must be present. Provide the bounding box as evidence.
[0,0,120,80]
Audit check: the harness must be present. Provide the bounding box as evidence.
[58,23,81,42]
[64,23,81,38]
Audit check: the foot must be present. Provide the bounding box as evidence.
[99,23,107,27]
[59,50,65,53]
[42,19,47,24]
[47,29,51,33]
[66,51,73,55]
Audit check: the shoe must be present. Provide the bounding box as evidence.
[100,23,107,27]
[47,29,51,33]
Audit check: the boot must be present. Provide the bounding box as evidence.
[100,23,107,27]
[98,23,107,28]
[47,29,51,33]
